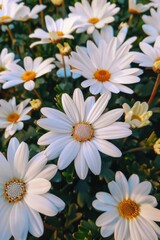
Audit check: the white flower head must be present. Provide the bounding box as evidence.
[123,101,152,129]
[92,25,137,48]
[128,0,153,14]
[17,4,46,22]
[69,39,142,95]
[0,97,32,138]
[29,15,76,48]
[0,0,24,24]
[0,48,19,81]
[69,0,120,34]
[134,36,160,73]
[37,88,132,180]
[142,8,160,43]
[0,137,65,240]
[1,56,55,91]
[93,171,160,240]
[55,53,81,79]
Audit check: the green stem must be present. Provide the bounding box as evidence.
[123,146,152,154]
[148,74,160,105]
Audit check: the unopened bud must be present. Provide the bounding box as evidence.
[153,59,160,74]
[30,99,42,110]
[51,0,63,6]
[57,42,71,56]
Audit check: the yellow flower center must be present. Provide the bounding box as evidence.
[7,113,19,123]
[22,71,36,81]
[88,17,100,24]
[3,178,26,203]
[0,66,6,72]
[153,57,160,74]
[72,122,94,142]
[0,16,11,21]
[129,8,140,14]
[56,31,64,36]
[131,114,142,122]
[94,69,111,82]
[118,199,139,219]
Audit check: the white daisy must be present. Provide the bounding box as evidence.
[0,137,65,240]
[16,4,46,22]
[93,171,160,240]
[69,39,142,95]
[123,101,152,128]
[0,97,32,138]
[0,48,19,80]
[55,53,81,79]
[29,15,76,48]
[0,0,27,24]
[92,25,137,48]
[1,56,55,91]
[142,8,160,43]
[134,36,160,73]
[68,0,120,34]
[37,88,132,180]
[128,0,153,14]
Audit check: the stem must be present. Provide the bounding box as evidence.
[6,25,19,55]
[148,74,160,105]
[33,88,44,106]
[56,6,59,15]
[39,0,44,28]
[61,54,67,80]
[123,146,152,154]
[128,14,133,26]
[62,0,65,16]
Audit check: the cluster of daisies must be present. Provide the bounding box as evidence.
[0,0,160,239]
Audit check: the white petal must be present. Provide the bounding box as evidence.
[140,204,160,222]
[83,141,101,175]
[10,202,29,240]
[74,144,88,180]
[86,92,111,123]
[62,93,80,123]
[92,138,122,157]
[7,137,19,165]
[108,181,124,202]
[35,164,57,180]
[13,142,29,178]
[24,80,35,91]
[96,211,119,227]
[73,88,85,121]
[114,218,128,240]
[115,171,129,199]
[26,178,51,194]
[58,140,80,170]
[27,207,44,238]
[24,194,59,216]
[43,193,65,212]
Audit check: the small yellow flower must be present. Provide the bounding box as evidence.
[123,101,152,128]
[30,99,41,110]
[51,0,63,6]
[56,42,71,56]
[153,139,160,154]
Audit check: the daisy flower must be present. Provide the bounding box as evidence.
[142,8,160,43]
[1,56,55,91]
[68,0,120,34]
[69,39,142,95]
[29,15,76,48]
[134,36,160,73]
[92,25,136,48]
[16,4,46,22]
[123,101,152,128]
[55,53,81,79]
[0,97,32,138]
[128,0,153,14]
[93,171,160,240]
[0,0,25,24]
[0,137,65,240]
[37,88,131,180]
[0,48,19,80]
